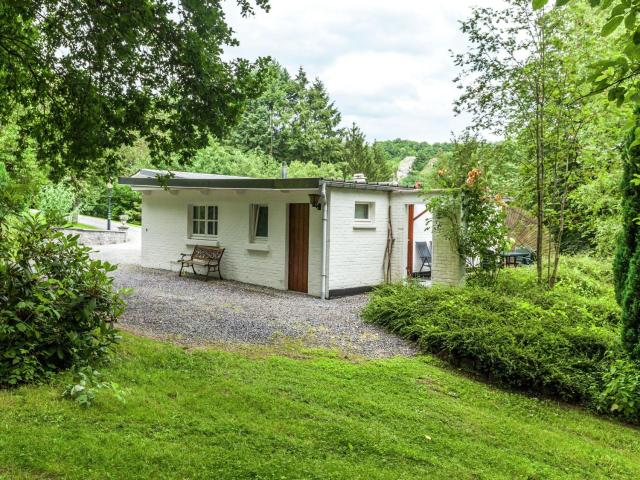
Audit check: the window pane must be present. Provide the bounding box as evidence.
[208,206,215,220]
[256,206,268,237]
[207,221,214,235]
[192,220,199,234]
[194,206,204,220]
[354,203,369,219]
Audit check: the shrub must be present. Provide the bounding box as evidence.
[0,214,125,386]
[79,183,142,224]
[37,182,76,226]
[362,258,623,409]
[62,366,128,407]
[596,358,640,423]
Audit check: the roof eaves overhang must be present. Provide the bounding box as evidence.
[119,177,322,190]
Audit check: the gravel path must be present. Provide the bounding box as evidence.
[111,265,417,358]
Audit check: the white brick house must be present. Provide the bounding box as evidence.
[119,170,464,298]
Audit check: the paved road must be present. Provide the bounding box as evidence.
[396,156,416,181]
[80,215,142,265]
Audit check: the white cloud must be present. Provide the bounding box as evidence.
[223,0,505,142]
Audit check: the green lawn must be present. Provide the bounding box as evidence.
[65,222,101,230]
[1,334,639,480]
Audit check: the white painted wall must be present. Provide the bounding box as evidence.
[138,186,462,298]
[140,188,322,296]
[326,189,391,291]
[325,190,439,292]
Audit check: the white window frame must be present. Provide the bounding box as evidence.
[250,204,269,242]
[188,204,219,239]
[354,201,375,227]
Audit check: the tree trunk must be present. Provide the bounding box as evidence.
[535,81,544,285]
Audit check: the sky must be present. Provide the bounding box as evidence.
[224,0,504,143]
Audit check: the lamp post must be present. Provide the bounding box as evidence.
[106,181,113,230]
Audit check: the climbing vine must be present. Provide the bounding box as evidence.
[427,163,508,285]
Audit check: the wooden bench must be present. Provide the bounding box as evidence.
[178,245,225,280]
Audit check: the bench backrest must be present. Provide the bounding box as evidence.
[192,245,225,262]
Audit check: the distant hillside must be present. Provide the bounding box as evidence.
[377,139,453,166]
[377,139,454,185]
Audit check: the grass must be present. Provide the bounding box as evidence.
[1,334,639,479]
[64,222,101,230]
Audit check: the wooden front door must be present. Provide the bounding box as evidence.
[288,203,309,293]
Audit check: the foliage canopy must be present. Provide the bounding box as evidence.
[0,0,270,177]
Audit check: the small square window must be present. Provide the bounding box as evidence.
[354,203,370,220]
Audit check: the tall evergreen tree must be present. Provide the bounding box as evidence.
[614,112,640,359]
[229,62,343,165]
[342,123,392,182]
[307,79,343,163]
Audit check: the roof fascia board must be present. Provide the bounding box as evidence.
[119,177,322,190]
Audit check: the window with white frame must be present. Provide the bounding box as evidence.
[250,204,268,241]
[354,202,374,221]
[190,205,218,237]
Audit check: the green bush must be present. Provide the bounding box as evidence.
[596,358,640,423]
[36,183,76,225]
[79,183,142,224]
[363,258,631,417]
[0,214,125,386]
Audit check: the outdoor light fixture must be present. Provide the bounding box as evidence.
[308,193,322,210]
[106,180,113,231]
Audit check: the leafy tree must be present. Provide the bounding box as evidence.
[537,0,640,354]
[79,183,142,224]
[455,0,558,284]
[0,0,270,178]
[188,139,279,178]
[227,62,293,158]
[534,0,640,106]
[456,0,624,286]
[0,146,44,223]
[286,160,344,179]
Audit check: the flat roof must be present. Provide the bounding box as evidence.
[133,169,252,180]
[120,170,423,192]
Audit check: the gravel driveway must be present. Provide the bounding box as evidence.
[111,265,417,358]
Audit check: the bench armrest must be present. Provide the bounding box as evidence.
[179,253,192,260]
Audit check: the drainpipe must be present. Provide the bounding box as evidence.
[320,181,328,300]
